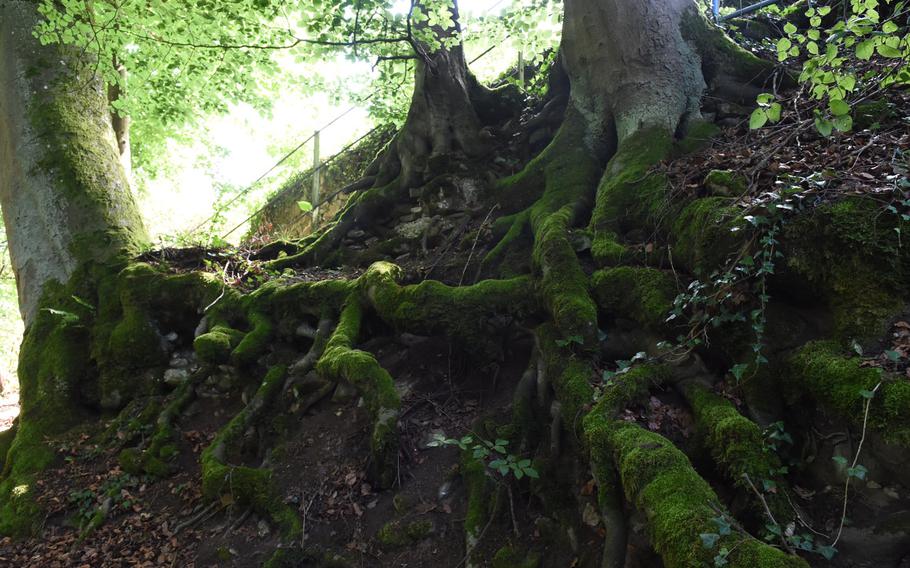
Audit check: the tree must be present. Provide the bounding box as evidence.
[2,0,909,566]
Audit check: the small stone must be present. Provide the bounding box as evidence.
[395,217,433,239]
[347,229,366,239]
[867,480,883,490]
[164,332,179,342]
[410,206,422,214]
[257,519,270,537]
[164,368,190,386]
[883,486,900,499]
[582,502,600,527]
[437,481,452,500]
[169,357,189,368]
[296,322,317,339]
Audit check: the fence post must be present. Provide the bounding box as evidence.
[311,130,321,229]
[518,50,525,87]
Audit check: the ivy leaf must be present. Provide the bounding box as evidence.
[829,99,850,116]
[784,22,797,35]
[847,464,868,480]
[832,455,848,466]
[816,544,837,560]
[859,389,876,399]
[700,533,720,548]
[296,200,314,212]
[833,115,853,132]
[884,349,901,362]
[766,102,782,122]
[730,363,749,381]
[814,116,833,137]
[749,108,768,130]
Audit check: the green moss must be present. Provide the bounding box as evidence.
[853,99,897,130]
[683,384,789,519]
[607,421,805,568]
[784,341,910,445]
[317,298,399,488]
[590,127,673,252]
[362,261,536,359]
[200,366,300,536]
[492,545,540,568]
[671,197,742,276]
[231,311,274,366]
[463,455,494,547]
[537,324,595,424]
[194,326,244,364]
[704,170,747,197]
[782,198,907,342]
[0,423,17,473]
[376,519,433,548]
[591,267,675,329]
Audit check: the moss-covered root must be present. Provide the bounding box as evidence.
[681,382,790,522]
[591,419,807,567]
[512,108,603,344]
[316,297,400,488]
[463,453,499,568]
[201,366,301,536]
[784,341,910,446]
[120,369,206,478]
[360,261,537,360]
[591,267,676,330]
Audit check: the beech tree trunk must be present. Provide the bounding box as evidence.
[381,0,488,188]
[0,2,147,326]
[562,0,772,144]
[108,60,133,181]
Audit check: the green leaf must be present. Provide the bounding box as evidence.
[525,467,539,479]
[296,200,314,212]
[730,363,749,381]
[829,99,850,116]
[833,114,853,132]
[884,349,901,362]
[814,116,833,137]
[856,40,875,59]
[832,455,848,466]
[817,544,837,560]
[750,108,768,130]
[859,389,876,399]
[784,22,798,35]
[766,102,782,122]
[882,21,898,33]
[847,464,868,480]
[876,44,903,58]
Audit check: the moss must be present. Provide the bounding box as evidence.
[683,384,789,519]
[376,519,433,548]
[784,341,910,445]
[589,127,674,268]
[853,99,897,130]
[194,326,244,364]
[671,197,742,276]
[591,267,675,329]
[231,311,274,366]
[704,170,747,197]
[317,298,399,487]
[607,421,806,568]
[0,423,17,473]
[361,261,536,359]
[201,366,300,536]
[462,454,494,548]
[782,197,907,342]
[492,545,540,568]
[537,324,595,425]
[679,6,776,87]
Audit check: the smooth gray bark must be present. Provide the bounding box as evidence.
[0,2,147,326]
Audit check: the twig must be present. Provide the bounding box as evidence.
[742,473,794,555]
[459,204,499,286]
[830,381,881,548]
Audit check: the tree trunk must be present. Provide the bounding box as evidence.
[378,0,488,189]
[0,2,147,326]
[562,0,774,143]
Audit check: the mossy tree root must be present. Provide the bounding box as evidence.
[200,366,301,536]
[120,368,207,478]
[681,381,792,524]
[316,297,400,489]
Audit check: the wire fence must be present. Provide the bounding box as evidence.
[191,4,521,242]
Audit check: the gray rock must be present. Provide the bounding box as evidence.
[164,368,191,386]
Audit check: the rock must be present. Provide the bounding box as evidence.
[169,357,189,368]
[364,237,379,247]
[399,333,429,347]
[295,322,317,339]
[164,331,179,342]
[716,101,750,118]
[437,481,452,500]
[164,368,190,386]
[410,206,422,214]
[582,502,600,527]
[347,229,366,239]
[395,217,433,239]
